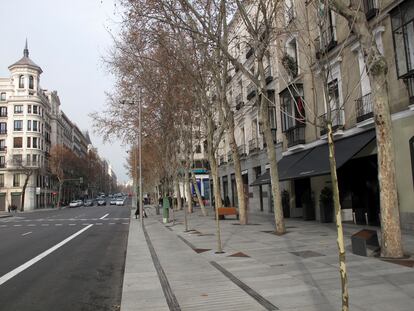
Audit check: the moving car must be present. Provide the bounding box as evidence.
[115,198,126,206]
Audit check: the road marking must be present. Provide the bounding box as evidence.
[69,224,76,226]
[96,223,103,225]
[28,224,36,227]
[100,213,109,220]
[0,224,93,287]
[55,224,63,226]
[14,225,22,227]
[41,224,49,226]
[22,232,32,236]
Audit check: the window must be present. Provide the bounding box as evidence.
[0,123,6,134]
[391,2,414,79]
[0,156,4,168]
[33,120,38,132]
[13,154,22,166]
[27,137,31,148]
[319,8,337,51]
[32,154,37,165]
[285,0,295,25]
[29,75,34,89]
[13,137,23,148]
[26,154,31,166]
[280,85,305,131]
[33,137,38,149]
[13,174,20,187]
[14,105,23,114]
[0,93,5,101]
[19,75,24,88]
[0,139,5,151]
[0,174,4,187]
[27,120,31,131]
[33,105,38,114]
[0,107,7,117]
[195,145,201,153]
[284,38,298,77]
[14,120,23,131]
[28,105,32,114]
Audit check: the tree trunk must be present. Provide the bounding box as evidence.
[175,178,182,211]
[327,122,349,311]
[258,62,285,234]
[185,168,193,213]
[210,152,224,253]
[227,119,248,224]
[371,74,403,258]
[191,171,207,216]
[20,175,30,212]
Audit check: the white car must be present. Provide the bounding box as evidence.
[110,198,118,205]
[69,200,83,208]
[115,198,125,206]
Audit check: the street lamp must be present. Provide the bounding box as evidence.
[121,93,143,223]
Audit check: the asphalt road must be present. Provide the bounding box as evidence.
[0,203,131,311]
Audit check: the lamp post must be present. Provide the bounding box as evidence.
[122,93,143,223]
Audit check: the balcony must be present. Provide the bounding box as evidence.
[227,151,233,163]
[249,137,259,153]
[363,0,378,20]
[0,113,7,118]
[356,93,373,123]
[0,147,6,152]
[315,25,337,59]
[0,163,5,168]
[319,109,344,136]
[235,94,244,111]
[238,144,246,157]
[285,124,306,148]
[246,82,257,101]
[0,130,6,135]
[265,66,273,84]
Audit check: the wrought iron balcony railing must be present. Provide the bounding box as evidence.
[238,144,246,157]
[356,93,373,123]
[319,109,344,136]
[285,124,306,148]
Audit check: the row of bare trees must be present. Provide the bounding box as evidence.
[93,1,405,310]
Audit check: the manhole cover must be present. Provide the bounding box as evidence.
[290,250,325,258]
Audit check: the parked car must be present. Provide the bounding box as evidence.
[69,200,82,208]
[110,198,118,205]
[97,198,106,206]
[84,199,94,207]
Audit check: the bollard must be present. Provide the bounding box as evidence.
[162,197,170,223]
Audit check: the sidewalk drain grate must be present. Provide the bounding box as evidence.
[143,223,181,311]
[290,250,325,258]
[210,261,279,310]
[228,252,250,258]
[381,259,414,268]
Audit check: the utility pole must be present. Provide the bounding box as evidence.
[138,88,143,223]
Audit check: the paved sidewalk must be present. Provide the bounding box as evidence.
[121,206,414,311]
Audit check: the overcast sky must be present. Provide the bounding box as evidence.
[0,0,130,183]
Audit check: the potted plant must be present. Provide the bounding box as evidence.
[319,187,333,223]
[302,189,315,220]
[281,190,290,218]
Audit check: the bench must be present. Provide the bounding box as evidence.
[217,207,239,220]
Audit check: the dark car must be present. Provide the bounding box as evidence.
[97,198,106,206]
[84,199,94,207]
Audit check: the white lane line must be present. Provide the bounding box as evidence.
[99,213,109,220]
[0,224,93,286]
[96,223,103,225]
[69,224,76,226]
[28,224,36,227]
[14,225,22,227]
[22,232,32,236]
[55,224,63,226]
[41,224,49,226]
